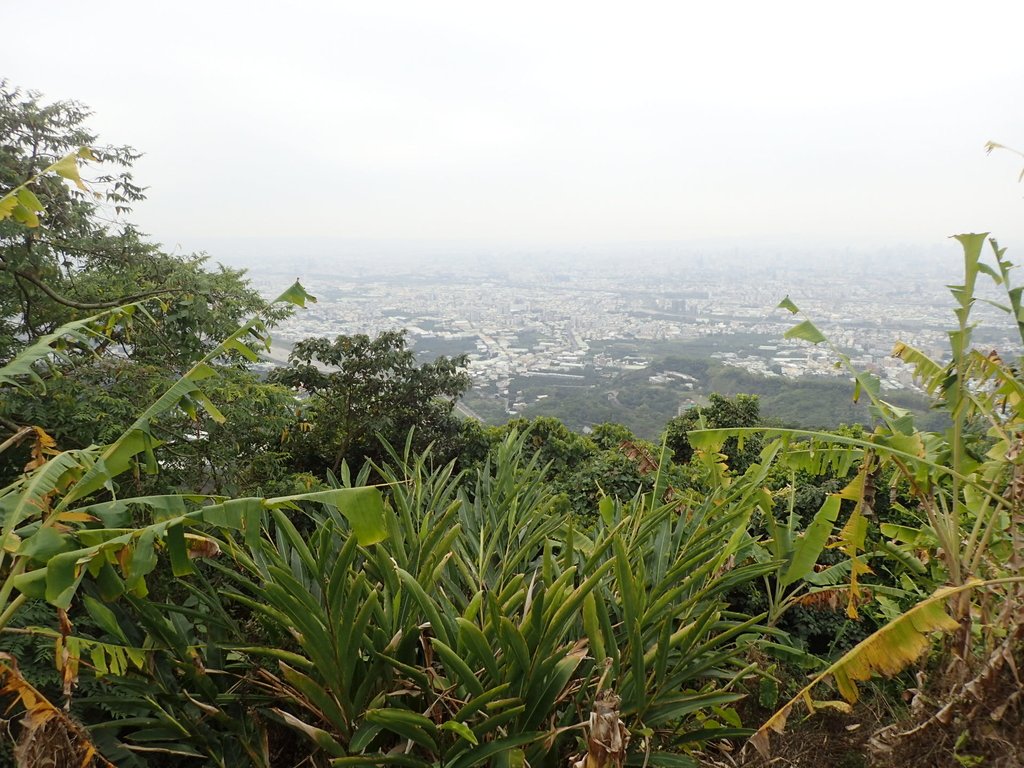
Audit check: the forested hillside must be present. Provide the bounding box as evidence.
[2,85,1024,768]
[466,357,949,439]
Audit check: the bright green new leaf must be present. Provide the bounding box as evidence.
[686,428,728,453]
[777,296,800,314]
[582,591,606,663]
[439,719,478,745]
[15,187,43,212]
[190,389,226,423]
[275,280,317,307]
[223,337,261,362]
[12,202,38,227]
[90,644,108,676]
[0,193,18,219]
[783,320,826,345]
[50,152,88,191]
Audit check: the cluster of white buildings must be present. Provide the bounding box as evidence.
[250,255,1021,402]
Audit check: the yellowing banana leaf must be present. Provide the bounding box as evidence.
[749,580,991,759]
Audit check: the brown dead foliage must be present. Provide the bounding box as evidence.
[796,587,874,613]
[715,628,1024,768]
[866,624,1024,768]
[0,653,114,768]
[571,689,630,768]
[619,440,659,476]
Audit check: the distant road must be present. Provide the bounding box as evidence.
[455,401,485,422]
[264,343,293,365]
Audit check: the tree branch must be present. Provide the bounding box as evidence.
[0,414,25,434]
[0,263,173,309]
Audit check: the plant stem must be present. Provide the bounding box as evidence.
[0,592,28,631]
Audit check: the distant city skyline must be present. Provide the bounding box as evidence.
[181,235,967,281]
[5,1,1024,258]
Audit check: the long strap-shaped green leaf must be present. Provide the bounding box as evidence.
[12,486,384,609]
[57,281,314,511]
[689,426,1012,511]
[0,305,136,391]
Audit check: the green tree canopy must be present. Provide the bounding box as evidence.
[0,82,283,367]
[271,331,472,473]
[0,83,291,492]
[664,392,762,471]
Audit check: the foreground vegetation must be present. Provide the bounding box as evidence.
[1,85,1023,767]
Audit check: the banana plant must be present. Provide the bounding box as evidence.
[688,233,1024,754]
[0,281,319,619]
[0,280,394,766]
[749,575,1024,758]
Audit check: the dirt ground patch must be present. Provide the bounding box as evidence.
[699,650,1024,768]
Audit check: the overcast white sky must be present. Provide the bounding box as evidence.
[5,1,1024,257]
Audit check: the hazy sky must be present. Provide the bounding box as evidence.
[5,1,1024,256]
